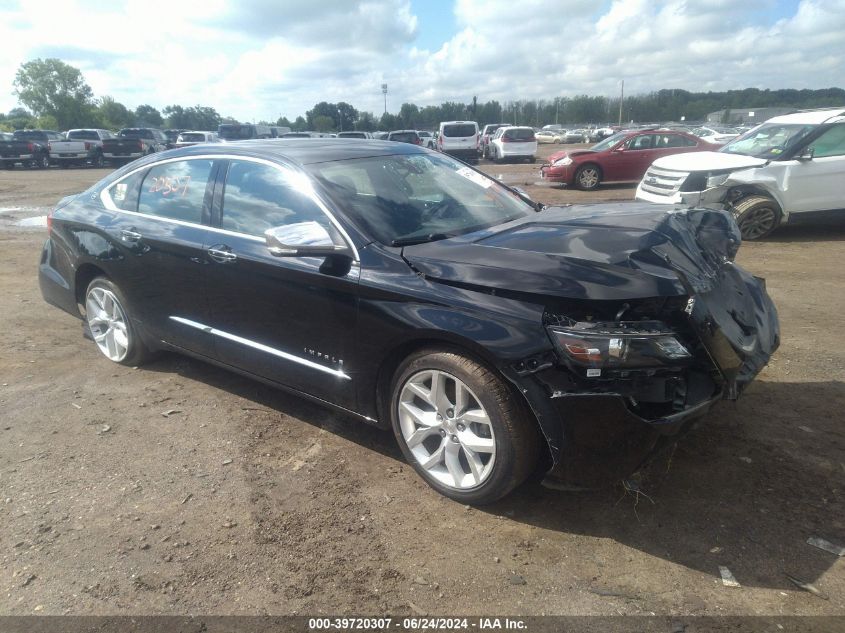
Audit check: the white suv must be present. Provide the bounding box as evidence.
[636,108,845,239]
[488,126,538,163]
[437,121,479,160]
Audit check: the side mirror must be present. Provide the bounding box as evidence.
[797,147,814,161]
[265,221,351,258]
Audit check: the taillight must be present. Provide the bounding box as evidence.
[47,209,53,234]
[84,142,92,151]
[414,138,421,145]
[138,141,144,151]
[28,142,34,152]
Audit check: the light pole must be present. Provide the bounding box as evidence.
[338,108,342,132]
[618,79,624,127]
[382,84,388,116]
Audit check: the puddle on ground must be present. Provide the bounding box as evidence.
[16,216,47,227]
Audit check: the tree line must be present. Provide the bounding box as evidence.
[3,58,843,134]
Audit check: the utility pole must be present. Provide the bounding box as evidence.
[618,79,624,127]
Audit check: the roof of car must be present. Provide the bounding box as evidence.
[766,108,845,125]
[167,138,428,165]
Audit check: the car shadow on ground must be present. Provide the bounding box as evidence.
[761,221,845,243]
[147,354,844,590]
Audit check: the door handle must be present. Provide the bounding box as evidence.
[207,245,237,263]
[121,228,142,242]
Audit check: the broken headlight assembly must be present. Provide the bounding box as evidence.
[547,320,692,377]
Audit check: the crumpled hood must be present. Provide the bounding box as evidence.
[402,203,739,301]
[651,150,768,172]
[547,149,596,163]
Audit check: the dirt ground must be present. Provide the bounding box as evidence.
[1,145,844,618]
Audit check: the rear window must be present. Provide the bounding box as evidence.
[389,132,419,143]
[442,124,477,138]
[180,133,207,142]
[503,128,535,141]
[118,129,150,139]
[68,130,100,141]
[13,131,47,141]
[338,131,367,138]
[219,125,255,140]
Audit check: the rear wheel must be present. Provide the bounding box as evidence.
[390,349,540,504]
[84,278,153,366]
[732,195,781,240]
[575,164,601,190]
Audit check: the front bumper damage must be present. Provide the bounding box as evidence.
[508,207,780,488]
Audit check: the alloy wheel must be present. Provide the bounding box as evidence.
[738,206,776,240]
[85,286,130,362]
[398,369,496,490]
[578,167,599,189]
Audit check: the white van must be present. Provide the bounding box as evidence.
[635,108,845,239]
[437,121,479,160]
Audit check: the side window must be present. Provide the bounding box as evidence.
[105,169,147,212]
[657,134,696,148]
[221,160,329,237]
[809,124,845,158]
[626,134,655,150]
[138,159,214,223]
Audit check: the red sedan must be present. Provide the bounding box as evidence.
[540,128,717,190]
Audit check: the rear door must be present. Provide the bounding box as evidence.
[781,123,845,215]
[100,157,220,356]
[201,158,360,409]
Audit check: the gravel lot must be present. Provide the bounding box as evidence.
[1,144,844,617]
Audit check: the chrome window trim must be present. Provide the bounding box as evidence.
[169,316,351,381]
[100,154,359,259]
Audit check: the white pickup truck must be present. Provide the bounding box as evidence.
[636,108,845,239]
[49,129,114,168]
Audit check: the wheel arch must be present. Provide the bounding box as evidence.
[574,161,602,184]
[728,185,787,221]
[74,263,108,312]
[372,333,553,467]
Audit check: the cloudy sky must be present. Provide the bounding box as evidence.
[1,0,844,122]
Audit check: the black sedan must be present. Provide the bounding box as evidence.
[39,139,779,504]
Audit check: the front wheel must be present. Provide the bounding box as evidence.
[575,164,601,190]
[84,278,153,366]
[390,349,540,504]
[732,195,781,240]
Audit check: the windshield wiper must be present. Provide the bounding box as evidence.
[391,233,455,247]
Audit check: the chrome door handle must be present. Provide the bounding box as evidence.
[207,246,237,263]
[121,228,142,242]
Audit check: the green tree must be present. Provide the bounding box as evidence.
[312,115,335,132]
[0,107,37,131]
[293,116,307,131]
[13,58,95,130]
[336,102,358,131]
[354,111,376,132]
[276,116,293,128]
[306,102,341,130]
[96,96,134,130]
[134,104,163,127]
[399,102,419,128]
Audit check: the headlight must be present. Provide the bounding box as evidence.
[547,321,692,377]
[706,172,730,188]
[552,156,573,167]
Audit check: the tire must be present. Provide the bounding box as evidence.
[575,164,601,190]
[84,277,153,366]
[732,195,781,240]
[389,349,540,504]
[37,154,49,169]
[92,153,105,168]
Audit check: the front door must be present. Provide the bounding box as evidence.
[202,158,360,409]
[782,123,845,215]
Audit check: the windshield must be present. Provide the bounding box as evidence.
[338,132,367,138]
[179,133,207,142]
[590,131,627,152]
[503,128,535,141]
[118,129,148,139]
[218,124,255,140]
[307,152,534,245]
[720,123,817,158]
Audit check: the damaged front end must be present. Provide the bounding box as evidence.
[514,206,779,488]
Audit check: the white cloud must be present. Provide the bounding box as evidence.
[1,0,843,124]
